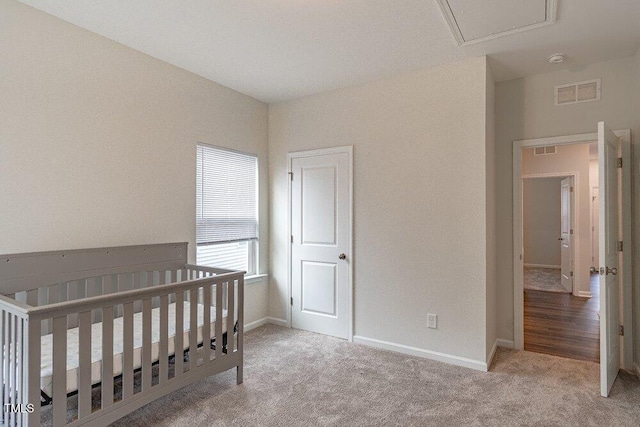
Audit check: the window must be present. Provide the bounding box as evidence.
[196,144,258,274]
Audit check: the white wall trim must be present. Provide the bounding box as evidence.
[266,317,288,327]
[619,130,633,371]
[524,263,561,269]
[496,339,515,349]
[515,132,599,147]
[244,316,289,332]
[487,340,498,370]
[512,129,633,372]
[287,145,354,342]
[244,317,270,332]
[577,291,593,298]
[353,335,489,372]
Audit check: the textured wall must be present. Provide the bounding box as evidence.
[0,1,271,324]
[495,56,636,344]
[269,57,490,363]
[523,177,562,267]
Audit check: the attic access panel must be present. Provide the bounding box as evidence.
[437,0,557,46]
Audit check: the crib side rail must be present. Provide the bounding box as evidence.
[27,269,243,426]
[0,296,35,427]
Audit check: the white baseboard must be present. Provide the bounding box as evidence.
[487,340,498,370]
[353,335,488,372]
[496,339,515,349]
[266,316,288,327]
[244,317,270,332]
[244,316,288,331]
[577,291,592,298]
[524,263,561,269]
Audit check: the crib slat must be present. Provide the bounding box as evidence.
[16,317,23,427]
[78,310,92,418]
[202,285,211,362]
[104,275,116,295]
[142,298,152,391]
[159,295,169,383]
[101,306,114,409]
[26,289,38,307]
[77,278,87,300]
[189,289,198,369]
[2,312,7,415]
[52,315,67,427]
[123,302,134,398]
[9,314,16,427]
[133,273,143,313]
[87,277,103,323]
[27,314,42,426]
[0,312,4,414]
[58,282,68,303]
[215,283,223,360]
[174,292,184,376]
[227,279,235,354]
[237,277,244,384]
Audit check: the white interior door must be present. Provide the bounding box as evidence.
[598,121,620,397]
[290,148,351,339]
[560,177,573,292]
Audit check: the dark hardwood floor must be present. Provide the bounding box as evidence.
[524,273,600,363]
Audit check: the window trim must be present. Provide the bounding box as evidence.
[195,142,259,275]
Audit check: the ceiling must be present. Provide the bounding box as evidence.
[17,0,640,103]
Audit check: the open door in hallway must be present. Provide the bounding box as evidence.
[560,176,574,292]
[290,147,352,340]
[598,121,620,397]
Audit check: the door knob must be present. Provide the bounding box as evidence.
[606,267,618,276]
[558,237,563,241]
[338,253,347,260]
[590,267,597,274]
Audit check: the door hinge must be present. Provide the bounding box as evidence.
[291,235,294,243]
[617,241,623,252]
[617,158,623,168]
[570,186,574,193]
[288,171,293,181]
[570,271,574,277]
[570,229,574,235]
[619,325,624,336]
[290,297,293,306]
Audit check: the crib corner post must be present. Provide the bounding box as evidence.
[236,274,244,385]
[24,314,41,426]
[237,364,243,385]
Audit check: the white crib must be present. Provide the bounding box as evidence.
[0,243,244,426]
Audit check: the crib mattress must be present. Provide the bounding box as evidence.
[40,301,228,396]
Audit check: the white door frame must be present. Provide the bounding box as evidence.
[286,145,354,341]
[513,130,632,370]
[522,172,578,293]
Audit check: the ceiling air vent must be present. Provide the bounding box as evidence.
[534,146,556,156]
[554,79,601,106]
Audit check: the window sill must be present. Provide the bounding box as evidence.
[245,273,268,284]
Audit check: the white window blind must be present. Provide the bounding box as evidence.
[196,144,258,245]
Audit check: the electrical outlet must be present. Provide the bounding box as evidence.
[427,314,437,329]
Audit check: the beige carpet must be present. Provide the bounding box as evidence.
[103,325,640,426]
[524,266,568,293]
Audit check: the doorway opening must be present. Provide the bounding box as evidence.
[513,126,632,397]
[522,174,575,295]
[521,149,597,362]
